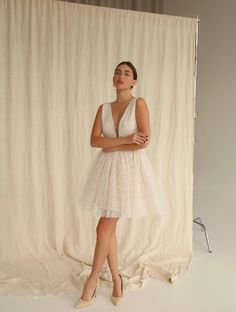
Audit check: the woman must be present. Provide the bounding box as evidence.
[75,61,166,308]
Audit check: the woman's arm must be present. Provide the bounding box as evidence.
[103,97,151,152]
[102,141,148,152]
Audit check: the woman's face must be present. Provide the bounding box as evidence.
[113,64,136,90]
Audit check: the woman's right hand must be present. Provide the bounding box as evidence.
[125,132,148,145]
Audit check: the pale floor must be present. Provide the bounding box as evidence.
[0,207,235,312]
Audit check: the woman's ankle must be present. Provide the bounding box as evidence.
[112,273,120,282]
[88,275,99,284]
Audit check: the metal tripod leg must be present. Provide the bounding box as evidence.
[193,217,212,253]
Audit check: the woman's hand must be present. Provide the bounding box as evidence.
[125,132,148,145]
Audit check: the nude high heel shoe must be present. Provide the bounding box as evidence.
[74,279,98,309]
[111,274,124,306]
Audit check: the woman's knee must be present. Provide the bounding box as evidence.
[96,217,119,235]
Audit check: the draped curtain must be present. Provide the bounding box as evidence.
[0,0,197,296]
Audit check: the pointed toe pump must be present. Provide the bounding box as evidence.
[111,274,124,306]
[74,281,98,309]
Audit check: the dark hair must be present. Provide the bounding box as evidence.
[114,61,137,89]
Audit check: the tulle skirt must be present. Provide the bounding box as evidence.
[78,149,167,218]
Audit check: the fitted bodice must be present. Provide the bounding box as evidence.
[102,97,138,138]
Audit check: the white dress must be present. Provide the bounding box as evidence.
[78,97,167,218]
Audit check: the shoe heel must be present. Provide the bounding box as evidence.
[111,274,124,306]
[119,274,123,295]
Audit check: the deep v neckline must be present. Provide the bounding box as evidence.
[110,97,135,137]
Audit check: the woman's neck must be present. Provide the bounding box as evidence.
[116,90,133,104]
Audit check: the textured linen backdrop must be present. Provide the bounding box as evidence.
[0,0,198,296]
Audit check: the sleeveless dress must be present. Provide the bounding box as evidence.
[78,97,167,218]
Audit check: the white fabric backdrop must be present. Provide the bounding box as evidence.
[0,0,197,297]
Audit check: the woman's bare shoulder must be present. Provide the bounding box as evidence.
[136,97,149,109]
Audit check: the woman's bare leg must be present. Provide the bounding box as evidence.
[107,225,123,297]
[107,226,119,280]
[80,217,119,300]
